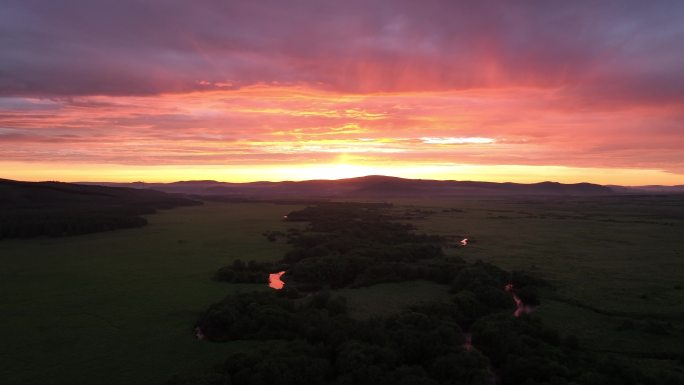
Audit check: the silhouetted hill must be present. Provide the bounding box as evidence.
[84,175,614,198]
[607,184,684,194]
[0,179,201,239]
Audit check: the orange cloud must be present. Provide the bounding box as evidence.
[1,85,684,184]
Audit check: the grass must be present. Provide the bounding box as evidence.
[406,195,684,360]
[0,202,301,385]
[2,196,684,384]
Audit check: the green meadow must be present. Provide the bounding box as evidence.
[0,203,300,385]
[2,196,684,384]
[411,195,684,362]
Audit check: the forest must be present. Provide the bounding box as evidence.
[172,203,684,385]
[0,178,201,239]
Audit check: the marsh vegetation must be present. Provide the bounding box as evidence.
[2,195,684,384]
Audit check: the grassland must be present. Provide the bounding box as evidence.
[2,195,684,384]
[408,195,684,366]
[0,202,301,385]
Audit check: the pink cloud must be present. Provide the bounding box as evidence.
[1,86,683,176]
[1,1,684,182]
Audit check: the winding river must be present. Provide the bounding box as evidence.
[269,271,286,290]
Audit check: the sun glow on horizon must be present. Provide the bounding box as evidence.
[2,2,684,187]
[2,84,684,186]
[3,160,683,186]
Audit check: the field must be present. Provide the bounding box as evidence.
[0,203,300,385]
[1,195,684,384]
[411,195,684,364]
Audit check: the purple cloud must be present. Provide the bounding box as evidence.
[0,0,682,107]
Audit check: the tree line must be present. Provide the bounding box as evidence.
[0,179,201,239]
[174,202,683,385]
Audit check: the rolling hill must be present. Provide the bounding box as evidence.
[84,175,615,198]
[0,178,201,239]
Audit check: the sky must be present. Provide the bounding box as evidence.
[1,0,684,185]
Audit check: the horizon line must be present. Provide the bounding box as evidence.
[4,174,682,188]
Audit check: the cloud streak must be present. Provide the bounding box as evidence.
[1,1,684,183]
[2,1,684,102]
[1,87,683,174]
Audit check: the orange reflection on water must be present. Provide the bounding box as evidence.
[505,283,535,317]
[269,271,286,290]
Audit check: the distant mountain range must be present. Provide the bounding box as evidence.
[80,175,619,197]
[3,176,681,238]
[4,176,683,207]
[607,184,684,193]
